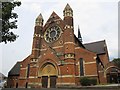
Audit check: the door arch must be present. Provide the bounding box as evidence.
[105,66,120,83]
[40,63,58,88]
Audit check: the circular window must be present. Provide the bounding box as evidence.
[44,25,61,43]
[50,30,56,38]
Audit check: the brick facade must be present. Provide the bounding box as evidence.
[7,4,111,88]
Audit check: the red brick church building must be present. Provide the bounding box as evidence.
[7,4,119,88]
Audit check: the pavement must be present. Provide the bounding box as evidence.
[0,84,120,90]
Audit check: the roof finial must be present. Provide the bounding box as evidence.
[63,3,73,17]
[78,25,82,43]
[35,13,44,26]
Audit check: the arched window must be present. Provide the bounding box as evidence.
[27,64,30,78]
[80,58,84,76]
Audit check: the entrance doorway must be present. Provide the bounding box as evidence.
[50,76,57,88]
[41,63,58,88]
[42,76,57,88]
[42,76,48,88]
[106,67,120,84]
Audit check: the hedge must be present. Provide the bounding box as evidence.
[80,77,97,86]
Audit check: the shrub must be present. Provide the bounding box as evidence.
[80,77,97,86]
[80,77,90,86]
[90,78,97,85]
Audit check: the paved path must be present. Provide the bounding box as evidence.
[1,85,120,90]
[1,87,120,90]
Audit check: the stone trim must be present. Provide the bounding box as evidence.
[75,47,81,49]
[28,82,40,85]
[29,76,38,79]
[19,77,26,79]
[84,61,96,64]
[40,49,47,51]
[84,75,98,77]
[40,45,63,51]
[34,34,41,37]
[64,42,75,45]
[57,83,75,85]
[32,48,40,51]
[60,62,75,65]
[53,46,63,49]
[58,75,75,78]
[64,25,73,29]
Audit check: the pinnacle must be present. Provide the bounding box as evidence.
[35,13,44,26]
[64,3,72,11]
[39,13,43,18]
[78,25,82,43]
[36,13,43,21]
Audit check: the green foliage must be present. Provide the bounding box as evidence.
[90,78,97,85]
[80,77,90,86]
[112,58,120,68]
[80,77,97,86]
[1,1,21,44]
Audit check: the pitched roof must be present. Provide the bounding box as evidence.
[8,62,20,76]
[84,40,106,54]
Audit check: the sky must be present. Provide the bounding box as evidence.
[0,0,119,76]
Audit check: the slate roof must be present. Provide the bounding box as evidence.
[8,62,20,76]
[84,40,106,54]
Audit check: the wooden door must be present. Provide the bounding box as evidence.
[50,76,57,88]
[42,76,48,88]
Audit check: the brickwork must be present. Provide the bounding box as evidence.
[7,4,110,88]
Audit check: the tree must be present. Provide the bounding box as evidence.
[112,58,120,68]
[0,1,21,44]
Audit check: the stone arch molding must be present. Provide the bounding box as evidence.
[103,66,120,77]
[39,62,58,77]
[105,66,120,74]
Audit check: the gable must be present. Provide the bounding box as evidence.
[43,11,63,31]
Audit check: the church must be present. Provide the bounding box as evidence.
[7,4,119,88]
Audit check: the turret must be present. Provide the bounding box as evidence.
[63,4,76,81]
[31,13,44,60]
[63,3,73,17]
[63,3,73,26]
[35,13,44,26]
